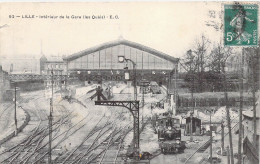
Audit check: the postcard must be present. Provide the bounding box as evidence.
[0,2,259,164]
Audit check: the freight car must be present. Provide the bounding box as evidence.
[153,112,186,154]
[149,81,161,94]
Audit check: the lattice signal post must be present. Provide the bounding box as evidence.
[95,100,140,156]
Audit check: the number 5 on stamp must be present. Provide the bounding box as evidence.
[224,4,258,46]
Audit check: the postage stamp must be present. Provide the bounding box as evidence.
[224,4,258,46]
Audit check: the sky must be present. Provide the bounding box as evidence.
[0,2,227,59]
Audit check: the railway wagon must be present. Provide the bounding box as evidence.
[153,112,186,154]
[149,81,161,94]
[184,117,201,136]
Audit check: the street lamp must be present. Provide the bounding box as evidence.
[118,56,137,100]
[124,69,130,80]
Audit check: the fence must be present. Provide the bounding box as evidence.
[177,96,253,108]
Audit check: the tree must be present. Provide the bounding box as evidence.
[180,35,211,92]
[205,44,235,91]
[244,45,259,147]
[193,35,211,73]
[181,49,198,73]
[244,47,259,91]
[209,44,233,73]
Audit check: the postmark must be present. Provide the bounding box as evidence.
[224,3,258,46]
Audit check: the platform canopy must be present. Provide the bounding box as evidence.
[63,39,179,82]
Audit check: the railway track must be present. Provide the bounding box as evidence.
[1,111,72,163]
[20,113,74,163]
[0,94,75,163]
[82,123,132,164]
[185,117,240,164]
[97,126,133,164]
[21,109,90,163]
[73,84,166,164]
[1,84,145,163]
[50,112,133,164]
[54,115,111,163]
[30,107,114,163]
[0,94,46,145]
[54,86,135,164]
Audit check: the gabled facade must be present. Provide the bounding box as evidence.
[63,39,179,83]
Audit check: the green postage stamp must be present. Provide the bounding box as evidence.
[224,4,258,46]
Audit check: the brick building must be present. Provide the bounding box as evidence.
[40,55,67,89]
[0,65,10,102]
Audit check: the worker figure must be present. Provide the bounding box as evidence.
[90,86,107,101]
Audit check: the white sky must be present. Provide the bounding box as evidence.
[0,2,227,59]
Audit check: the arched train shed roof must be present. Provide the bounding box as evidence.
[63,39,179,64]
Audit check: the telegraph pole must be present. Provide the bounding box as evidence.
[14,83,18,136]
[210,109,212,164]
[142,84,144,125]
[173,64,178,115]
[190,73,194,142]
[252,48,258,146]
[223,70,234,164]
[221,122,224,155]
[238,48,244,164]
[252,70,257,145]
[227,146,230,164]
[48,69,54,164]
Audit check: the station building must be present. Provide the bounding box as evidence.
[63,39,179,85]
[40,55,67,89]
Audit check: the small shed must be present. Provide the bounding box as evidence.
[4,88,21,101]
[185,117,201,135]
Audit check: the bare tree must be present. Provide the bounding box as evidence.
[180,35,213,92]
[244,47,259,91]
[181,49,198,72]
[181,35,211,73]
[209,44,233,73]
[193,35,211,73]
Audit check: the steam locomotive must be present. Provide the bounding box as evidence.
[153,112,186,154]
